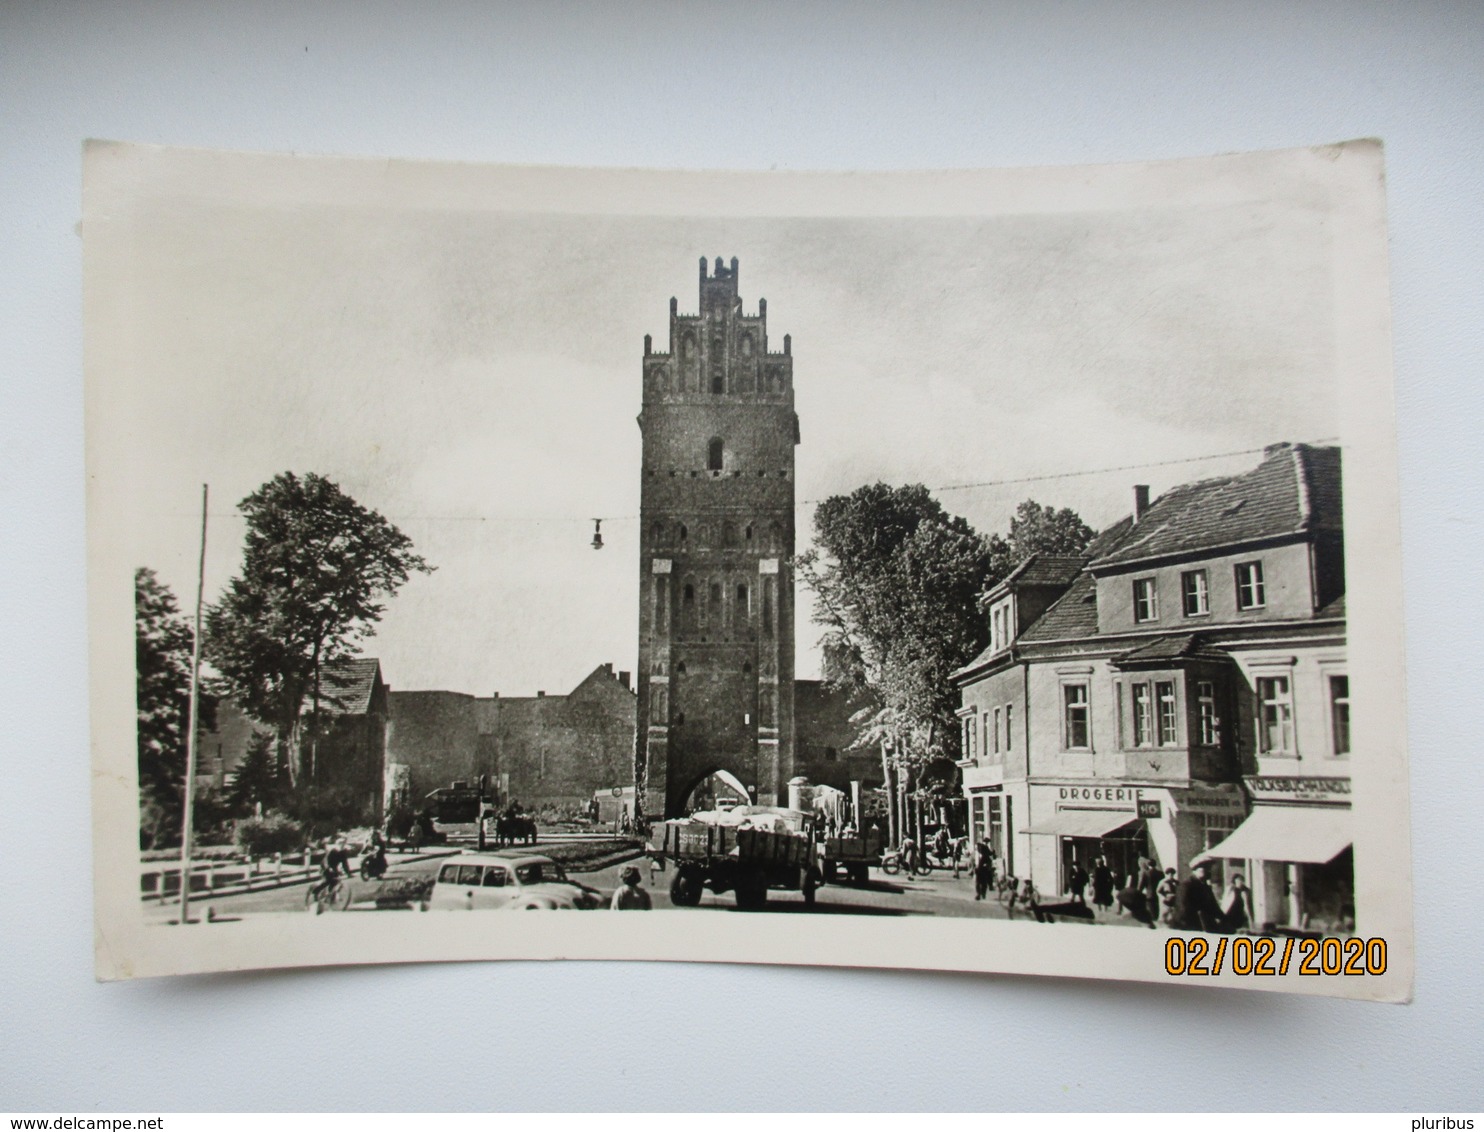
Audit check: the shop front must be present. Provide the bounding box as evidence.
[1196,776,1353,933]
[1022,784,1147,897]
[962,764,1018,877]
[1022,782,1249,897]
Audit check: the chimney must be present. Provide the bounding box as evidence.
[1133,485,1150,522]
[618,670,631,690]
[537,690,545,698]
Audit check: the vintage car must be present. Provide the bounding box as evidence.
[426,852,604,911]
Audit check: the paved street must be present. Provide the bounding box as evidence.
[146,838,1154,927]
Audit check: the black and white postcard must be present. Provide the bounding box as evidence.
[85,140,1411,997]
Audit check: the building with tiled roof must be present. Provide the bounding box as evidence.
[200,656,389,828]
[953,443,1352,933]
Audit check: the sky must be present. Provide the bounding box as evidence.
[101,151,1342,694]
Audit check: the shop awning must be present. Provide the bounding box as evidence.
[1195,805,1351,865]
[1024,810,1140,839]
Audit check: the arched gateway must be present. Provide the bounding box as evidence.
[634,258,800,818]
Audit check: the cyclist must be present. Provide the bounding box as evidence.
[899,833,918,875]
[312,839,353,900]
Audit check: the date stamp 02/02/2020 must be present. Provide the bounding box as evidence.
[1163,936,1388,978]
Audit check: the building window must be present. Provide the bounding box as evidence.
[679,523,688,542]
[1133,578,1159,623]
[707,437,724,471]
[981,711,991,758]
[964,717,975,760]
[649,686,668,725]
[1182,569,1209,616]
[1236,561,1266,610]
[1131,683,1153,747]
[1197,680,1220,746]
[1005,704,1014,752]
[1257,675,1294,754]
[1330,675,1350,756]
[1063,684,1091,750]
[736,584,749,619]
[992,707,1001,754]
[1156,681,1178,746]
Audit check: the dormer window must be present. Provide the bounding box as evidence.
[991,601,1014,652]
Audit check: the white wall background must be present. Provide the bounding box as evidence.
[2,0,1481,1111]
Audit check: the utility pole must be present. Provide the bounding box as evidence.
[178,485,208,925]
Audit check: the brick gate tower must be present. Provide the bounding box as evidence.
[635,257,799,818]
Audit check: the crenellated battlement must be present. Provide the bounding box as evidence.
[643,256,791,401]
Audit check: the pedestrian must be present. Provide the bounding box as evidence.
[1139,857,1162,918]
[610,865,653,910]
[1173,862,1225,932]
[1092,855,1115,913]
[972,838,995,900]
[1220,871,1254,933]
[1116,884,1157,928]
[1067,859,1089,904]
[1157,866,1179,925]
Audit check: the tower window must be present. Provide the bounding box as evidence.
[707,437,724,471]
[737,583,749,612]
[679,523,688,542]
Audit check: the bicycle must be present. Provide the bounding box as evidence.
[995,875,1040,913]
[880,846,933,878]
[305,872,354,913]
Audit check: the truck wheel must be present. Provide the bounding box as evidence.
[734,879,768,910]
[669,871,704,907]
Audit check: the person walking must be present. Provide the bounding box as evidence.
[1139,857,1162,919]
[1067,859,1089,905]
[1157,867,1179,925]
[1220,871,1254,933]
[1173,862,1225,932]
[610,865,653,910]
[972,838,995,901]
[1091,856,1116,914]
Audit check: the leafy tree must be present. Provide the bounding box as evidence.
[984,499,1095,590]
[798,484,994,843]
[224,730,283,816]
[135,568,217,848]
[205,472,431,793]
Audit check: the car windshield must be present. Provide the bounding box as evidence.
[514,862,566,884]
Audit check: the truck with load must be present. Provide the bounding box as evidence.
[817,828,886,885]
[649,806,823,910]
